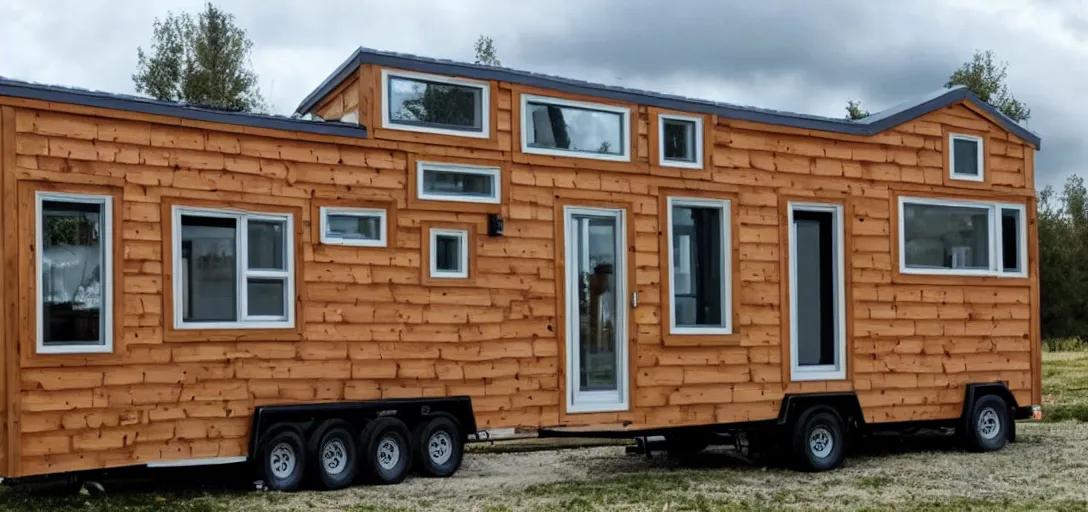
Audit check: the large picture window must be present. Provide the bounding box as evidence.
[520,94,631,162]
[172,206,294,329]
[36,192,113,354]
[667,197,731,335]
[898,196,1026,277]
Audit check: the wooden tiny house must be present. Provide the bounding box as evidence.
[0,48,1042,484]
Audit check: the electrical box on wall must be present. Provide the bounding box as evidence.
[488,214,504,237]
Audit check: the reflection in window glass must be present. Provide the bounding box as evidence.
[1002,208,1022,273]
[663,119,696,162]
[248,219,285,270]
[952,137,980,177]
[181,215,238,322]
[671,204,724,328]
[423,169,494,198]
[40,199,107,346]
[902,203,990,270]
[434,233,464,274]
[326,214,382,242]
[387,76,482,131]
[526,101,624,155]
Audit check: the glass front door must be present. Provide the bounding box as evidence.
[564,207,628,413]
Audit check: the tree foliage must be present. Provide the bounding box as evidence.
[946,49,1030,122]
[845,100,870,120]
[474,35,501,66]
[133,3,265,112]
[1039,176,1088,340]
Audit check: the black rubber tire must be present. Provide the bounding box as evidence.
[259,427,307,491]
[791,407,846,472]
[963,394,1009,452]
[664,433,710,456]
[413,416,464,477]
[361,417,412,485]
[307,420,358,490]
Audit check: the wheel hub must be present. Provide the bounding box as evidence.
[322,438,348,475]
[269,442,296,479]
[809,426,834,458]
[428,431,453,465]
[978,407,1001,440]
[377,435,401,470]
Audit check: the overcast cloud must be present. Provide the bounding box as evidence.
[1,0,1084,189]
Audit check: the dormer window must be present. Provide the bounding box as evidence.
[520,94,631,162]
[949,133,984,182]
[381,69,490,138]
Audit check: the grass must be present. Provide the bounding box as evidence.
[3,349,1087,511]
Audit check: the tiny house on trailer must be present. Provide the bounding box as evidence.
[0,48,1042,489]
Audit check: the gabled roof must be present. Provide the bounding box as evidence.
[0,77,368,139]
[296,47,1041,149]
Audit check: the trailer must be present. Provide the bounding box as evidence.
[0,47,1042,490]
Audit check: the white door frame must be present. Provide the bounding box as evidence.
[563,206,629,413]
[787,202,847,382]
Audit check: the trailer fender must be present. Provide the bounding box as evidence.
[775,393,865,431]
[962,383,1019,442]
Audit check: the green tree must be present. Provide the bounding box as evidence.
[1038,175,1088,342]
[946,49,1030,122]
[474,35,501,66]
[845,100,869,120]
[133,3,266,112]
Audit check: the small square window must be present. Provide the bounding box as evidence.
[382,69,489,139]
[949,134,984,181]
[658,114,703,169]
[417,161,501,204]
[430,228,469,279]
[319,207,386,247]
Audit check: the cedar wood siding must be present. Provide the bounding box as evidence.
[0,62,1038,477]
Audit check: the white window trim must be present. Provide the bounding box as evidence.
[564,206,629,413]
[172,206,295,330]
[416,161,501,204]
[429,228,470,279]
[788,202,846,382]
[520,94,631,162]
[949,133,985,182]
[658,114,704,169]
[318,207,387,247]
[666,197,731,335]
[35,192,114,355]
[380,68,491,139]
[897,196,1027,278]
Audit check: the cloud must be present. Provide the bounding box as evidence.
[0,0,1081,189]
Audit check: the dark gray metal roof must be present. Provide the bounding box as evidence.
[0,77,368,139]
[295,47,1041,149]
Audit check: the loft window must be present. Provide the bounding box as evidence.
[521,94,630,162]
[949,133,984,181]
[36,192,113,354]
[381,69,489,138]
[659,114,703,168]
[898,197,1026,277]
[667,197,731,334]
[417,161,501,204]
[173,207,295,329]
[319,207,386,247]
[429,228,469,279]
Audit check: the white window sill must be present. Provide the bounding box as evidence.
[790,366,846,382]
[523,145,631,163]
[900,267,1027,278]
[320,237,386,248]
[670,326,733,336]
[660,158,703,169]
[37,343,113,355]
[950,173,984,182]
[567,399,629,414]
[174,321,294,330]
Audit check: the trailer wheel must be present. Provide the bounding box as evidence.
[260,428,307,491]
[791,407,846,472]
[413,416,463,477]
[308,420,358,490]
[361,417,412,485]
[963,394,1009,452]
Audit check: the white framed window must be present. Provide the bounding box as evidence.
[520,94,631,162]
[429,228,469,279]
[788,202,846,382]
[381,69,490,138]
[667,197,731,335]
[949,133,984,182]
[36,192,113,354]
[416,161,501,204]
[658,114,704,169]
[172,206,295,329]
[898,196,1027,278]
[319,207,386,247]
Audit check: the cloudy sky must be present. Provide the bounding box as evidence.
[1,0,1083,189]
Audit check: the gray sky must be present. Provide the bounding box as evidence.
[1,0,1082,190]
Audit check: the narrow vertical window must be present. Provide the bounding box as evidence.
[667,197,731,334]
[37,192,113,354]
[949,133,984,181]
[429,228,469,279]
